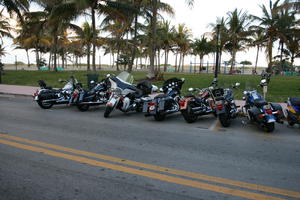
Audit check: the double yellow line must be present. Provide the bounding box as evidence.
[0,133,299,200]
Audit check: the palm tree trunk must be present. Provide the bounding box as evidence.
[267,38,273,72]
[128,12,138,73]
[178,53,182,72]
[91,6,96,71]
[62,53,65,69]
[87,44,91,71]
[147,0,158,79]
[255,45,259,73]
[164,50,168,72]
[26,49,30,68]
[181,55,185,72]
[35,47,39,70]
[48,52,52,70]
[157,50,160,72]
[175,52,178,72]
[53,33,58,72]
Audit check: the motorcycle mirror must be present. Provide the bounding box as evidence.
[90,80,95,84]
[159,88,163,92]
[58,79,64,83]
[181,78,185,82]
[261,79,267,84]
[243,91,248,95]
[106,74,111,78]
[188,88,194,92]
[235,82,240,87]
[242,96,246,100]
[209,86,214,90]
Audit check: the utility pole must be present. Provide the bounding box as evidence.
[214,24,221,83]
[15,55,18,71]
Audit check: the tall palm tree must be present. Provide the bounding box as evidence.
[193,36,213,73]
[251,0,282,72]
[0,10,12,42]
[226,8,252,73]
[249,27,266,73]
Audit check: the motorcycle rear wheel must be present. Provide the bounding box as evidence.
[104,106,113,118]
[181,103,198,123]
[37,100,53,109]
[219,113,231,127]
[263,122,275,132]
[77,104,89,112]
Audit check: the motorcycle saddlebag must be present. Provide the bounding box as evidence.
[270,103,284,119]
[38,91,59,101]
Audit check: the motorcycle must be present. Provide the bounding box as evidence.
[70,79,109,112]
[286,97,300,126]
[143,78,185,121]
[33,76,78,109]
[242,79,284,132]
[104,72,156,118]
[209,82,240,127]
[179,87,214,123]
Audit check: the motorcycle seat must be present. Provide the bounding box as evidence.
[290,97,300,106]
[254,99,267,107]
[154,94,168,99]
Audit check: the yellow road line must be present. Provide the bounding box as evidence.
[0,138,284,200]
[1,134,299,199]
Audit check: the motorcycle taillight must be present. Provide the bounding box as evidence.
[266,109,273,115]
[179,100,185,108]
[148,102,157,106]
[217,104,223,110]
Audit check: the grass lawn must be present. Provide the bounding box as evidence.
[1,70,300,102]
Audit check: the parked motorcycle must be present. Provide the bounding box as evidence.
[143,78,184,121]
[179,87,214,123]
[242,79,284,132]
[286,97,300,126]
[70,79,109,111]
[104,72,156,118]
[33,76,78,109]
[209,82,240,127]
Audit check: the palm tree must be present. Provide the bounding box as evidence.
[193,36,214,73]
[249,27,266,73]
[0,0,29,22]
[0,10,12,42]
[251,0,282,72]
[226,9,252,73]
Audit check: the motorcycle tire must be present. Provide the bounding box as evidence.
[37,100,53,109]
[287,115,295,126]
[77,104,89,112]
[154,113,166,121]
[181,103,198,123]
[219,113,231,127]
[104,106,113,118]
[263,122,275,132]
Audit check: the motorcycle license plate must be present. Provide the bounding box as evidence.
[107,98,117,107]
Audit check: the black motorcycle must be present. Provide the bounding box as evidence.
[143,78,184,121]
[33,76,78,109]
[104,72,156,118]
[70,79,109,111]
[210,82,240,127]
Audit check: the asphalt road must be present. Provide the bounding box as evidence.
[0,95,300,200]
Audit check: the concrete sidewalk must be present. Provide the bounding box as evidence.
[0,84,38,96]
[0,84,287,110]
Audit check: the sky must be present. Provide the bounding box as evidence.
[1,0,299,67]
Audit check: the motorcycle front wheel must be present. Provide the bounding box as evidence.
[37,100,53,109]
[77,104,89,112]
[181,103,198,123]
[219,113,231,127]
[104,106,113,118]
[263,122,275,132]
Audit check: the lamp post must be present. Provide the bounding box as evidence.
[214,24,221,83]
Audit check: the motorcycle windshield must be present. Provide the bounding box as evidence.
[117,72,134,84]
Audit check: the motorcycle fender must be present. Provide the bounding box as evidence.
[180,97,192,110]
[270,103,284,119]
[216,108,226,115]
[107,97,118,108]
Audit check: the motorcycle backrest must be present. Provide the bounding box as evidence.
[38,80,47,88]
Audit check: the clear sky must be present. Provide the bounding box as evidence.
[1,0,299,67]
